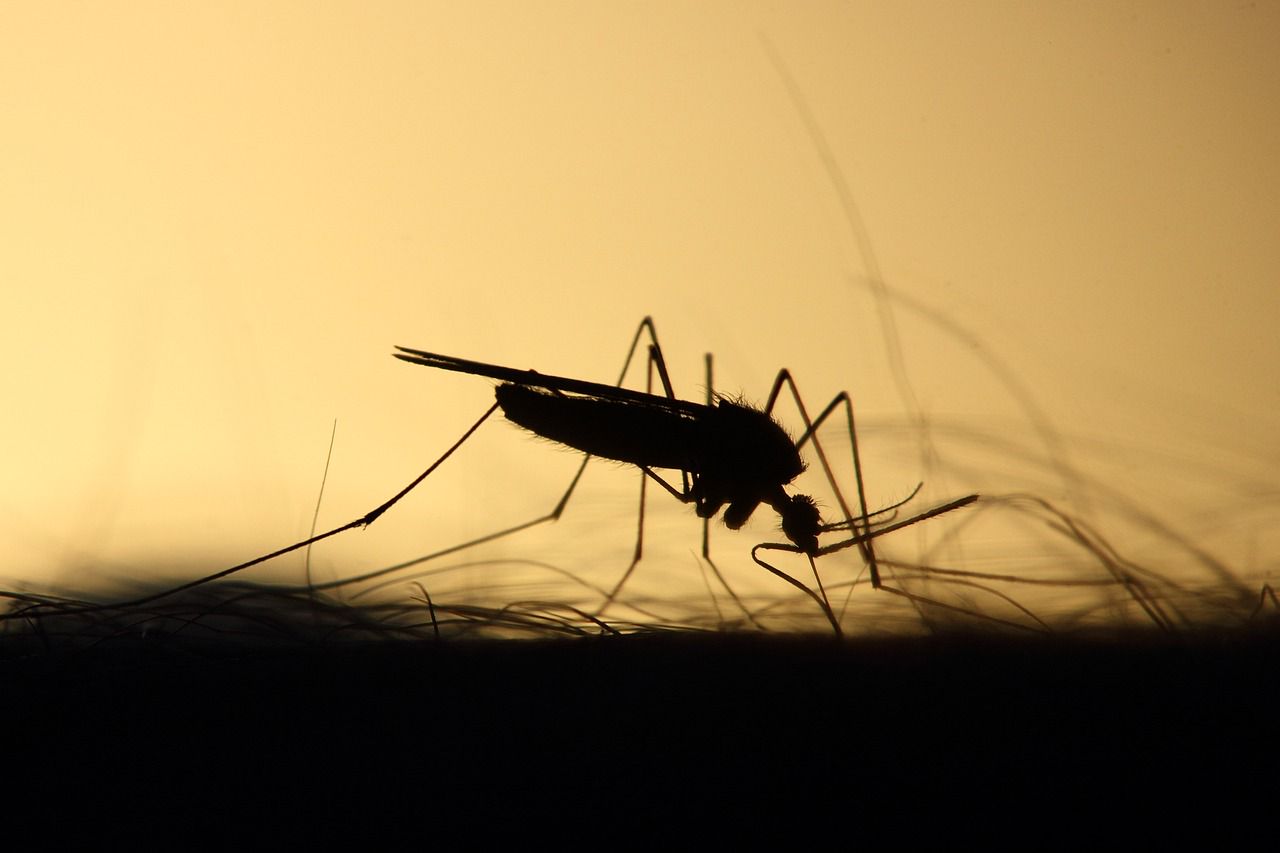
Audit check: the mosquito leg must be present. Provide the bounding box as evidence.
[360,403,499,527]
[597,481,647,615]
[594,323,753,627]
[597,321,677,616]
[702,352,713,559]
[698,350,763,629]
[1,401,505,622]
[764,371,879,587]
[634,319,688,497]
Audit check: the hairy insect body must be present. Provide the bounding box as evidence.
[495,384,701,471]
[393,343,825,555]
[494,383,816,550]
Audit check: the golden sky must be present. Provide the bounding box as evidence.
[3,2,1277,627]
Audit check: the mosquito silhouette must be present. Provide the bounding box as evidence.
[385,317,975,634]
[395,341,822,554]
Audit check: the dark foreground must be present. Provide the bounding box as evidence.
[5,627,1276,843]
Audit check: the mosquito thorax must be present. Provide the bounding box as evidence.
[705,399,806,487]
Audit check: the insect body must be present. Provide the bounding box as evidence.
[392,347,823,554]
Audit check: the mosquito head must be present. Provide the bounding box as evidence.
[774,492,821,556]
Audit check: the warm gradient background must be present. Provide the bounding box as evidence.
[3,3,1276,629]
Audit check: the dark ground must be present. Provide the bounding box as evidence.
[5,626,1276,844]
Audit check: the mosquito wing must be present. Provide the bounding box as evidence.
[393,346,706,416]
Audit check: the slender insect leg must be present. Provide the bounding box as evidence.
[695,351,762,628]
[738,370,881,635]
[2,401,507,621]
[702,353,712,558]
[598,336,660,611]
[764,371,879,587]
[597,322,689,616]
[597,326,758,625]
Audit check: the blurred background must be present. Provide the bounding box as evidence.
[3,2,1276,632]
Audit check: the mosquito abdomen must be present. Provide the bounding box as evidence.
[495,383,698,471]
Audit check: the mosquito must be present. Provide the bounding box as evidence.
[390,317,976,634]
